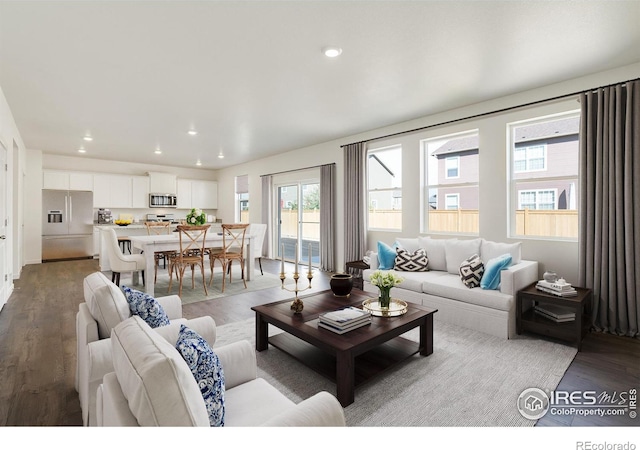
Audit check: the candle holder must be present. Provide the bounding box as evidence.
[280,268,313,314]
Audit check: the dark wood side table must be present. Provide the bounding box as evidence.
[345,260,370,290]
[516,282,592,351]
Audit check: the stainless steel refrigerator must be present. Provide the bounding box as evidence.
[42,190,94,261]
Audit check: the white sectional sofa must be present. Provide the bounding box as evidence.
[363,237,539,339]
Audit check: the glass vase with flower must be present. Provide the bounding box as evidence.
[369,270,403,308]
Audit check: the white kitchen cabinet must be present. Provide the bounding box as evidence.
[93,174,133,208]
[132,176,149,208]
[148,172,177,194]
[176,179,218,209]
[43,170,93,191]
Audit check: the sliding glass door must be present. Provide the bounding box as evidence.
[277,182,320,267]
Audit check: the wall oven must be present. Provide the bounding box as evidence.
[149,193,177,208]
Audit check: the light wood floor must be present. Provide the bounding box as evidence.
[0,258,637,426]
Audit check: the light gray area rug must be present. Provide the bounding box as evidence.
[213,318,578,427]
[128,264,282,304]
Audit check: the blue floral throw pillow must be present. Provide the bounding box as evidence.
[121,286,170,328]
[176,325,225,427]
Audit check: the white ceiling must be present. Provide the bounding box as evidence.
[1,0,639,170]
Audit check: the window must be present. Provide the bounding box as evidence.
[235,175,249,223]
[445,157,460,178]
[509,112,580,239]
[367,145,402,230]
[445,194,460,210]
[422,130,479,234]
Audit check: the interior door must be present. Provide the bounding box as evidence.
[0,142,8,310]
[277,182,320,268]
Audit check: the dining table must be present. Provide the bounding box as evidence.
[129,232,254,297]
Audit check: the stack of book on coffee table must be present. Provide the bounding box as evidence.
[536,279,578,297]
[318,306,371,334]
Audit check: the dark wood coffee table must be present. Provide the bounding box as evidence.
[251,289,437,406]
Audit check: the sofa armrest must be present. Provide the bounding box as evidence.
[98,372,139,426]
[260,392,346,426]
[156,295,182,320]
[154,316,217,347]
[80,338,114,426]
[368,252,379,270]
[214,340,257,390]
[76,303,99,392]
[499,260,539,298]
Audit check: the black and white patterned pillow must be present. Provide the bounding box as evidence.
[394,248,429,272]
[459,254,484,288]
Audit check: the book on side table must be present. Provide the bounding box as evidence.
[536,279,578,297]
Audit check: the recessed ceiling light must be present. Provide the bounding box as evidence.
[154,149,162,155]
[196,160,202,166]
[218,150,224,159]
[323,46,342,58]
[78,147,86,153]
[188,130,198,136]
[83,135,93,141]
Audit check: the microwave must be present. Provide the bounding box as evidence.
[149,193,177,208]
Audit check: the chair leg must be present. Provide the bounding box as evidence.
[240,258,247,288]
[142,270,145,287]
[200,262,208,296]
[111,271,117,283]
[259,257,263,275]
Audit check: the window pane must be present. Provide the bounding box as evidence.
[368,145,402,230]
[510,113,580,239]
[422,131,479,234]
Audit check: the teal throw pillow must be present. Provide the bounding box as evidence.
[121,286,170,328]
[176,325,225,427]
[480,254,512,290]
[377,241,398,270]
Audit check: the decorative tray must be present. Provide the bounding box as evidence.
[362,298,408,317]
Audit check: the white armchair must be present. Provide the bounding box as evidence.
[96,316,346,427]
[76,271,216,426]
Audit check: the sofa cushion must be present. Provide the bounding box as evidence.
[176,325,225,427]
[421,273,514,312]
[395,237,420,253]
[418,236,448,271]
[459,254,484,288]
[122,286,171,328]
[84,272,130,339]
[377,241,397,270]
[445,238,482,274]
[110,316,210,426]
[223,378,295,426]
[365,269,446,293]
[481,239,521,265]
[394,248,429,272]
[481,254,513,290]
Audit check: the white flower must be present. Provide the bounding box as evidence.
[369,270,403,288]
[194,208,202,216]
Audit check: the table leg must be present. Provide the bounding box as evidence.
[336,351,355,407]
[576,303,583,352]
[420,314,434,356]
[245,238,253,281]
[255,314,268,352]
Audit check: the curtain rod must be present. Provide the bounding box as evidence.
[341,77,639,148]
[260,162,335,178]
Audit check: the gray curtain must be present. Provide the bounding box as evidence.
[320,164,336,271]
[261,175,272,258]
[578,80,640,338]
[343,142,367,274]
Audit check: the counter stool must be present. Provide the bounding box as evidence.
[118,236,132,254]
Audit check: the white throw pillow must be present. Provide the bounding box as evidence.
[419,236,448,271]
[445,238,482,275]
[481,239,521,264]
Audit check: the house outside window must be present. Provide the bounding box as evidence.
[235,174,249,223]
[422,130,479,234]
[509,112,580,239]
[367,145,402,230]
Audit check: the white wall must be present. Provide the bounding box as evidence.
[216,62,640,283]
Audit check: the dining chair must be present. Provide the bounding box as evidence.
[168,224,210,297]
[144,221,175,283]
[102,228,145,287]
[248,223,267,275]
[208,223,249,292]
